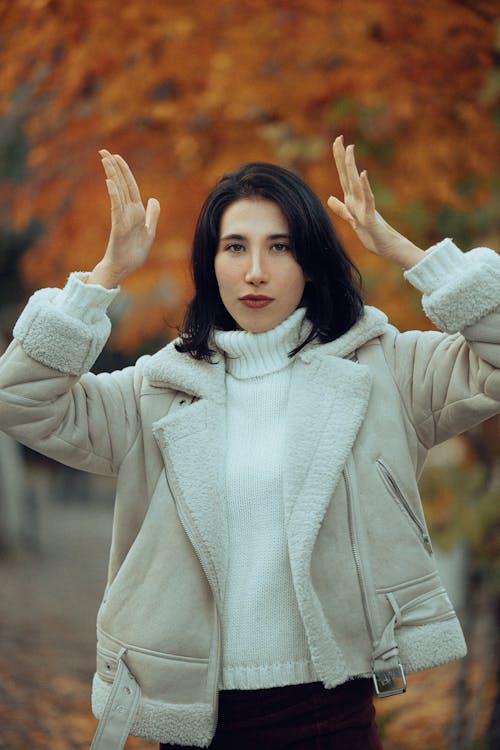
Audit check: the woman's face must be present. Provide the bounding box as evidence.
[214,198,307,333]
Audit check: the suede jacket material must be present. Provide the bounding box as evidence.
[0,239,499,748]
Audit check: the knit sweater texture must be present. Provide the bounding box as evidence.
[213,308,319,690]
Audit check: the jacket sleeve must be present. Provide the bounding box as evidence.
[382,239,500,449]
[0,273,144,476]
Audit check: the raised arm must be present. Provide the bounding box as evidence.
[0,151,161,472]
[327,135,425,270]
[326,137,500,447]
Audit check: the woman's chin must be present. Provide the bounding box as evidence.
[235,316,281,334]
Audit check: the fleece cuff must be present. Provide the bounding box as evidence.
[13,273,119,375]
[404,240,500,333]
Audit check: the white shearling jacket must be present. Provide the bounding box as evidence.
[0,239,499,748]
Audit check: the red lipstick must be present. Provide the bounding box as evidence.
[239,294,274,309]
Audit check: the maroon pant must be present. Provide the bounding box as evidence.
[160,678,383,749]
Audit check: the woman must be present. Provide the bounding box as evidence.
[0,137,499,750]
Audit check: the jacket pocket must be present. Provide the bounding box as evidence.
[376,458,433,555]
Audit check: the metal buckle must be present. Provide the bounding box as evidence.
[372,664,407,697]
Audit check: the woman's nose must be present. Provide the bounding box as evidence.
[244,250,269,285]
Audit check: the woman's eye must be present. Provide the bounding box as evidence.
[226,243,245,253]
[271,243,290,252]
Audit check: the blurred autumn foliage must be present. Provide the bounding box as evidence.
[0,1,499,747]
[0,0,499,350]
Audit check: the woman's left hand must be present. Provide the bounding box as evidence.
[327,136,425,269]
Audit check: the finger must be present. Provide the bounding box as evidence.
[105,179,122,216]
[327,195,354,224]
[145,198,161,236]
[360,170,376,212]
[345,144,362,197]
[99,150,115,181]
[101,155,126,210]
[359,169,375,214]
[100,156,118,183]
[109,153,132,205]
[332,135,349,197]
[114,154,142,205]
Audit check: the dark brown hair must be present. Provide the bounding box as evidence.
[176,162,363,360]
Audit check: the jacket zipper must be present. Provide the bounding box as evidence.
[345,464,407,697]
[344,465,376,645]
[376,459,433,555]
[164,469,221,724]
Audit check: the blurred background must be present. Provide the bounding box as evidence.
[0,0,499,748]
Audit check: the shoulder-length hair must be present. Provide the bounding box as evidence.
[175,162,364,361]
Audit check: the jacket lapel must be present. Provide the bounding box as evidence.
[282,305,387,551]
[145,347,228,604]
[143,341,226,403]
[284,353,372,568]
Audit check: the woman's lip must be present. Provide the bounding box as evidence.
[240,297,274,308]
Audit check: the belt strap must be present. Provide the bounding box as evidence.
[372,593,406,697]
[90,649,141,750]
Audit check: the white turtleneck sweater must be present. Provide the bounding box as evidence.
[213,308,319,690]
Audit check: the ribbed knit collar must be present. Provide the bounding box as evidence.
[213,307,309,379]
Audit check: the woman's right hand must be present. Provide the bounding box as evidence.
[87,151,161,288]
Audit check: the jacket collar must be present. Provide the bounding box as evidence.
[142,305,388,399]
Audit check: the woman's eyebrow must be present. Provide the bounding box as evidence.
[219,233,292,241]
[219,233,246,241]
